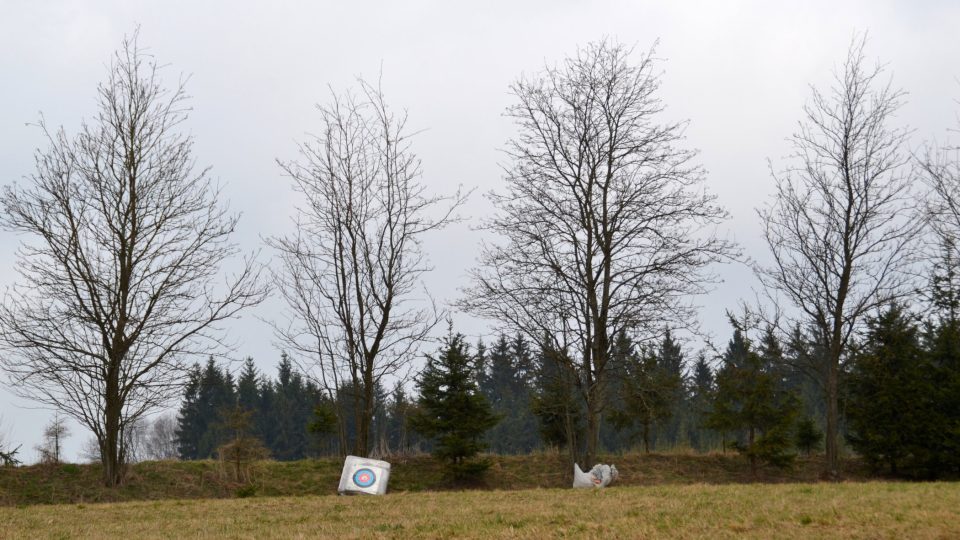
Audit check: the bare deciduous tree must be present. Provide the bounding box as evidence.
[35,414,70,465]
[756,38,921,479]
[143,413,179,461]
[0,33,267,486]
[216,405,268,483]
[268,79,465,457]
[463,40,737,468]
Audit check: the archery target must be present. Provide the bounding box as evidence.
[352,468,377,488]
[338,455,391,495]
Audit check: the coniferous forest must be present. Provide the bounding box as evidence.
[170,286,960,481]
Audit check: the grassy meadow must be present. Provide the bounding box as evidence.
[1,482,958,539]
[1,453,955,538]
[0,452,871,506]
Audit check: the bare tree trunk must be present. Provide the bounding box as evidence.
[824,355,840,479]
[103,396,123,486]
[585,400,601,466]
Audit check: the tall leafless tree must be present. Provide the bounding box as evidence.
[463,40,737,468]
[0,33,267,486]
[268,79,465,457]
[756,38,921,479]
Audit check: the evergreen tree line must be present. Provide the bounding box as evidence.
[173,248,960,480]
[176,355,322,460]
[172,327,827,464]
[175,354,430,461]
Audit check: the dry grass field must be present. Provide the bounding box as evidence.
[0,452,872,506]
[1,481,958,539]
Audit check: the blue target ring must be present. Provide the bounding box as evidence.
[352,467,377,488]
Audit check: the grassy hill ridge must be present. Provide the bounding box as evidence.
[0,452,872,507]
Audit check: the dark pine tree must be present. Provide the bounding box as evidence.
[508,333,540,453]
[688,353,716,451]
[795,417,823,456]
[175,364,204,459]
[200,359,237,459]
[609,331,676,453]
[384,382,419,455]
[926,240,960,475]
[847,304,941,478]
[235,357,262,442]
[530,336,582,455]
[656,328,687,449]
[176,358,237,459]
[706,325,799,473]
[256,377,277,455]
[480,334,539,454]
[236,358,260,413]
[269,353,321,460]
[409,332,499,480]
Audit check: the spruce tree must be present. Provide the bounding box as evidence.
[236,358,260,413]
[256,378,277,455]
[179,358,236,459]
[385,382,415,455]
[480,334,539,453]
[609,331,676,453]
[689,353,716,451]
[847,304,940,477]
[656,329,687,448]
[176,364,204,459]
[409,333,498,480]
[795,417,823,456]
[530,337,582,453]
[707,325,799,472]
[508,334,539,452]
[926,240,960,475]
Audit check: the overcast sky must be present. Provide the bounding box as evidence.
[1,0,958,462]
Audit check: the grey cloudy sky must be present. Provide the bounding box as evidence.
[1,0,958,461]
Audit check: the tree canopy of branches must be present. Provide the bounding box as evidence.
[268,79,465,457]
[922,114,960,255]
[463,39,736,468]
[0,33,266,486]
[755,37,920,479]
